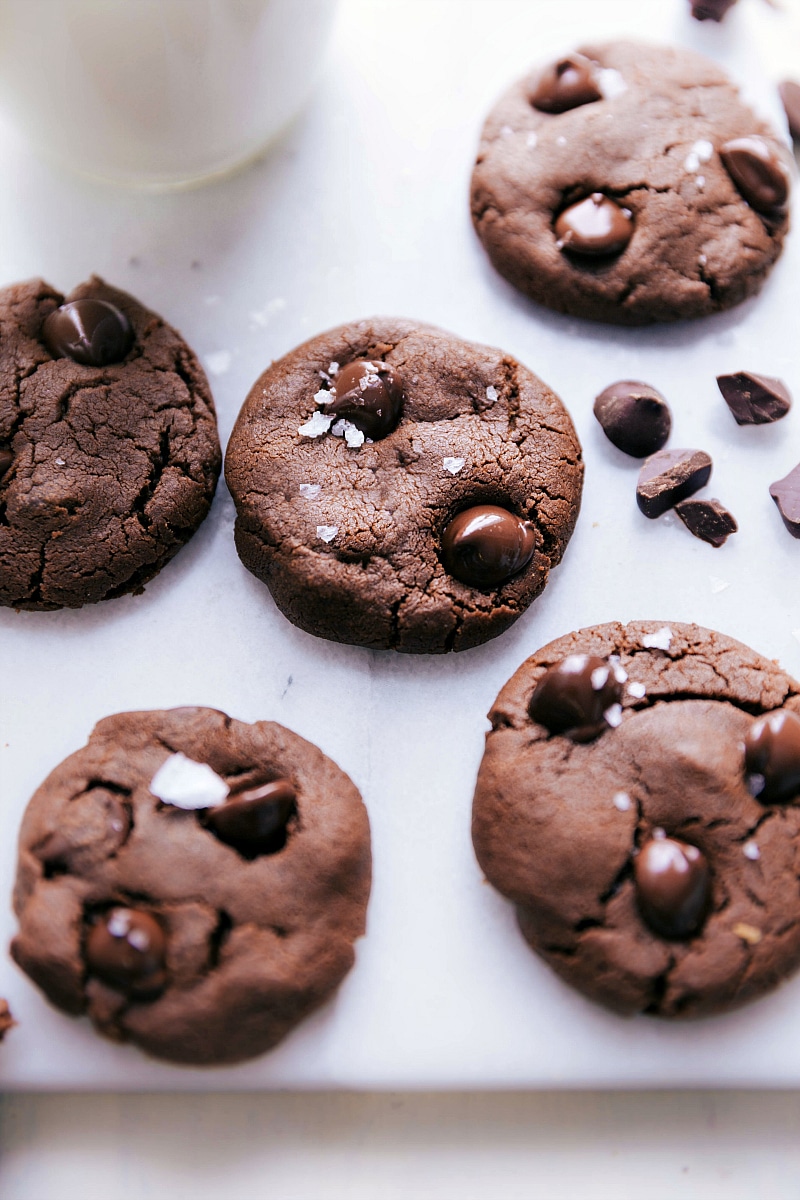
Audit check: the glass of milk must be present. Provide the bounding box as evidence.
[0,0,338,189]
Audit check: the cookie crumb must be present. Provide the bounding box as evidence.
[317,525,338,543]
[642,626,672,650]
[733,922,762,945]
[298,411,333,438]
[443,457,465,474]
[150,752,228,810]
[299,483,321,499]
[743,840,760,861]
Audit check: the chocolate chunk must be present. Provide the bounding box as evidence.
[205,778,296,859]
[779,80,800,142]
[441,505,536,589]
[0,448,12,480]
[530,54,601,114]
[528,654,625,741]
[322,360,404,440]
[42,298,134,367]
[690,0,737,19]
[636,448,712,519]
[674,498,737,547]
[593,380,671,457]
[84,907,167,998]
[717,372,791,425]
[635,836,710,939]
[720,137,789,214]
[770,464,800,538]
[555,194,633,257]
[745,710,800,802]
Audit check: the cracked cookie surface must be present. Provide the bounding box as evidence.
[225,318,583,653]
[0,277,221,609]
[11,707,371,1065]
[472,621,800,1018]
[470,42,791,325]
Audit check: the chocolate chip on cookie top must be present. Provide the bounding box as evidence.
[0,276,220,609]
[12,708,371,1065]
[471,41,791,325]
[225,318,583,653]
[472,621,800,1018]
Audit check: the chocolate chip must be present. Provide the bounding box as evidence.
[205,778,296,859]
[322,360,404,440]
[769,464,800,538]
[528,654,625,742]
[84,907,167,998]
[636,448,712,519]
[441,505,536,589]
[745,710,800,801]
[530,54,601,114]
[42,298,134,367]
[674,498,737,547]
[720,137,790,214]
[634,836,710,939]
[690,0,737,19]
[0,448,12,480]
[779,80,800,142]
[593,381,671,457]
[555,194,633,257]
[717,372,791,425]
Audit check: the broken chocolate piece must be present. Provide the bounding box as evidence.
[674,498,738,547]
[770,465,800,538]
[717,372,791,425]
[636,448,712,519]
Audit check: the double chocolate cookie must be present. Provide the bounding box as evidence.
[0,277,220,608]
[471,42,791,324]
[225,319,583,653]
[12,708,371,1065]
[473,621,800,1017]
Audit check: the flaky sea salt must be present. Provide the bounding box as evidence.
[344,424,365,449]
[596,67,627,99]
[314,387,332,407]
[642,626,672,651]
[710,576,730,595]
[54,457,65,466]
[695,175,705,190]
[604,703,623,728]
[328,361,339,376]
[204,350,232,377]
[556,135,567,146]
[500,124,514,138]
[613,791,632,812]
[299,483,321,499]
[526,131,538,148]
[317,525,338,543]
[149,752,228,810]
[298,411,333,438]
[627,681,646,699]
[743,841,761,861]
[591,666,610,691]
[443,457,465,474]
[486,385,498,402]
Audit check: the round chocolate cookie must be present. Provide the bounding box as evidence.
[470,42,792,325]
[12,707,371,1065]
[0,277,220,609]
[472,621,800,1018]
[225,318,583,653]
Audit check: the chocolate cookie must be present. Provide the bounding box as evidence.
[472,621,800,1018]
[12,707,371,1065]
[0,277,220,608]
[470,42,791,325]
[225,318,583,653]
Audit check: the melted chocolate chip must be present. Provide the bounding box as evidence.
[528,654,625,742]
[0,448,12,480]
[744,710,800,802]
[636,448,712,519]
[323,360,404,440]
[593,381,671,458]
[205,778,296,859]
[717,372,791,425]
[769,464,800,538]
[635,836,710,939]
[690,0,737,19]
[555,193,633,257]
[779,80,800,142]
[43,298,134,367]
[441,505,536,589]
[674,498,738,547]
[530,54,601,114]
[85,907,167,997]
[720,137,789,214]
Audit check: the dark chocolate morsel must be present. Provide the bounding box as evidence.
[0,448,12,480]
[744,710,800,801]
[555,193,633,257]
[593,380,671,457]
[84,907,167,998]
[720,137,789,214]
[636,448,712,519]
[528,653,625,741]
[530,54,602,114]
[43,298,134,367]
[769,464,800,538]
[674,498,737,547]
[779,80,800,142]
[322,360,404,440]
[716,372,791,425]
[690,0,737,19]
[634,836,710,939]
[441,505,536,589]
[205,778,297,859]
